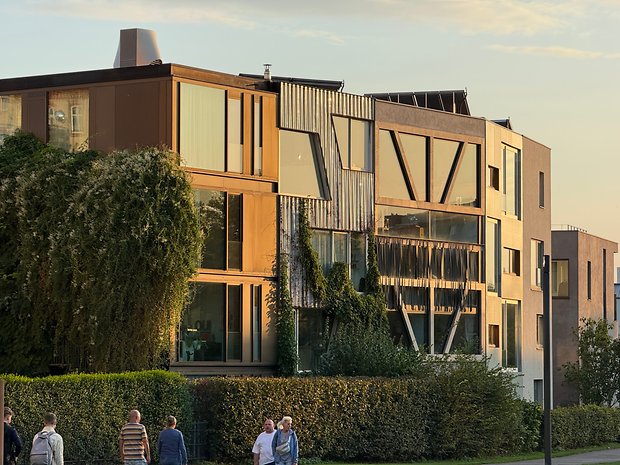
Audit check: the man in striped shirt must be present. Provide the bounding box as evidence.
[119,410,151,465]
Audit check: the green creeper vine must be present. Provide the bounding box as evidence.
[0,132,203,374]
[298,204,328,302]
[276,254,298,376]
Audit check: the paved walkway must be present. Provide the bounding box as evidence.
[488,448,620,465]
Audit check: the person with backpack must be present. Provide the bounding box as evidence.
[30,413,63,465]
[3,407,22,465]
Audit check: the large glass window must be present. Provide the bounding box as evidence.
[451,291,481,354]
[433,289,480,354]
[502,300,521,370]
[280,130,325,198]
[378,130,410,200]
[227,96,243,173]
[0,95,21,144]
[311,230,332,276]
[333,115,372,171]
[253,96,263,176]
[195,189,242,271]
[552,259,569,297]
[311,230,366,291]
[400,133,427,201]
[180,83,225,171]
[431,211,479,243]
[252,285,262,362]
[48,89,89,151]
[503,145,521,218]
[531,239,544,289]
[297,308,324,371]
[447,143,478,207]
[432,139,460,202]
[178,283,226,362]
[486,219,500,293]
[227,285,242,360]
[350,233,367,292]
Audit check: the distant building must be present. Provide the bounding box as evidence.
[0,29,553,400]
[551,226,618,406]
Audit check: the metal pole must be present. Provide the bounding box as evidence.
[543,255,552,465]
[0,377,5,465]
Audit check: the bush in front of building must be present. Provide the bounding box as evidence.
[2,370,192,463]
[552,404,620,449]
[193,363,533,462]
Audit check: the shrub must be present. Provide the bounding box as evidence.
[551,404,620,449]
[2,371,192,463]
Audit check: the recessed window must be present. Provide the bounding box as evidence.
[433,139,460,202]
[378,130,410,200]
[536,314,544,347]
[253,96,263,176]
[227,285,242,361]
[195,190,243,271]
[539,171,545,208]
[489,165,500,191]
[487,219,500,293]
[534,379,543,405]
[400,133,427,201]
[552,259,569,297]
[502,300,521,370]
[48,89,89,151]
[297,307,325,371]
[502,145,521,218]
[587,260,592,300]
[488,324,500,347]
[310,230,367,291]
[333,115,372,171]
[531,239,544,289]
[446,143,478,207]
[251,285,262,362]
[502,248,520,276]
[227,95,243,173]
[280,130,326,198]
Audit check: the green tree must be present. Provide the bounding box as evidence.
[564,318,620,406]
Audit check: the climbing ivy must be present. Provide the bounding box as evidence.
[298,204,328,302]
[276,254,298,376]
[0,132,202,374]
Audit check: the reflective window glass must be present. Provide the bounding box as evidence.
[431,211,479,243]
[552,259,569,297]
[253,96,263,175]
[447,143,478,207]
[252,285,262,362]
[333,116,349,169]
[378,130,410,200]
[503,145,521,217]
[432,139,459,202]
[333,232,348,264]
[350,119,372,171]
[502,300,521,370]
[0,95,21,145]
[451,291,481,354]
[297,308,324,371]
[280,130,324,198]
[178,282,225,362]
[180,83,225,171]
[195,190,226,270]
[227,285,242,360]
[311,230,332,275]
[48,89,89,151]
[376,206,429,240]
[487,219,500,292]
[531,240,544,289]
[228,194,242,270]
[350,233,366,291]
[227,97,243,173]
[400,133,427,201]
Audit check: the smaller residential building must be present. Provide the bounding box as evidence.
[552,226,617,406]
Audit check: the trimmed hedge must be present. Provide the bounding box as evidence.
[194,362,530,462]
[2,371,192,463]
[552,405,620,449]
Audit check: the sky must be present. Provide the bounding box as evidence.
[2,0,620,267]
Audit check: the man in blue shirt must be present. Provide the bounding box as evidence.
[3,407,22,465]
[157,416,187,465]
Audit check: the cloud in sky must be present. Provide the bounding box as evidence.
[21,0,586,37]
[488,44,620,59]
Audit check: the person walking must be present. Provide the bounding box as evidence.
[157,416,187,465]
[119,410,150,465]
[30,413,63,465]
[271,416,298,465]
[3,408,22,465]
[252,419,275,465]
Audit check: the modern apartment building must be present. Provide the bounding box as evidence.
[551,227,617,406]
[0,29,552,397]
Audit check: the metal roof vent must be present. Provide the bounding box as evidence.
[263,63,272,80]
[113,28,162,68]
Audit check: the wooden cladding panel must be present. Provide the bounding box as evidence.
[90,86,116,153]
[242,193,277,275]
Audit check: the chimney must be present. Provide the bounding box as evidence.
[113,28,162,68]
[263,63,272,81]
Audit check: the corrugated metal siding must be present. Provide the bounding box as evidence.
[279,84,375,308]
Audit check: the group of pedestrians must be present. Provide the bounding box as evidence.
[252,416,298,465]
[3,408,187,465]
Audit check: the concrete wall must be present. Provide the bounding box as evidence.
[552,230,618,405]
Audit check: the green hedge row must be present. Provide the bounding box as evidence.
[3,371,192,463]
[194,361,533,462]
[552,405,620,449]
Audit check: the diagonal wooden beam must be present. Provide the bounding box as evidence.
[393,132,421,201]
[441,141,466,204]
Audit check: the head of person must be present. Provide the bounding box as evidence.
[129,410,141,423]
[263,419,275,434]
[277,416,292,432]
[166,415,177,429]
[44,412,57,427]
[4,407,14,423]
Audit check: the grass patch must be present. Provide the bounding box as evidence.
[314,442,620,465]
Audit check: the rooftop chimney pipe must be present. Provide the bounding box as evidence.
[113,28,162,68]
[263,63,272,80]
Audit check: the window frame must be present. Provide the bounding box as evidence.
[502,247,521,276]
[551,259,569,298]
[251,284,262,362]
[539,171,545,208]
[502,144,521,219]
[310,229,367,290]
[536,314,544,348]
[502,300,521,371]
[531,239,544,290]
[332,114,373,172]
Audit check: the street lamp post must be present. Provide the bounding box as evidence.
[543,255,552,465]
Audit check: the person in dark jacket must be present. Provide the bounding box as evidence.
[157,416,187,465]
[3,407,22,465]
